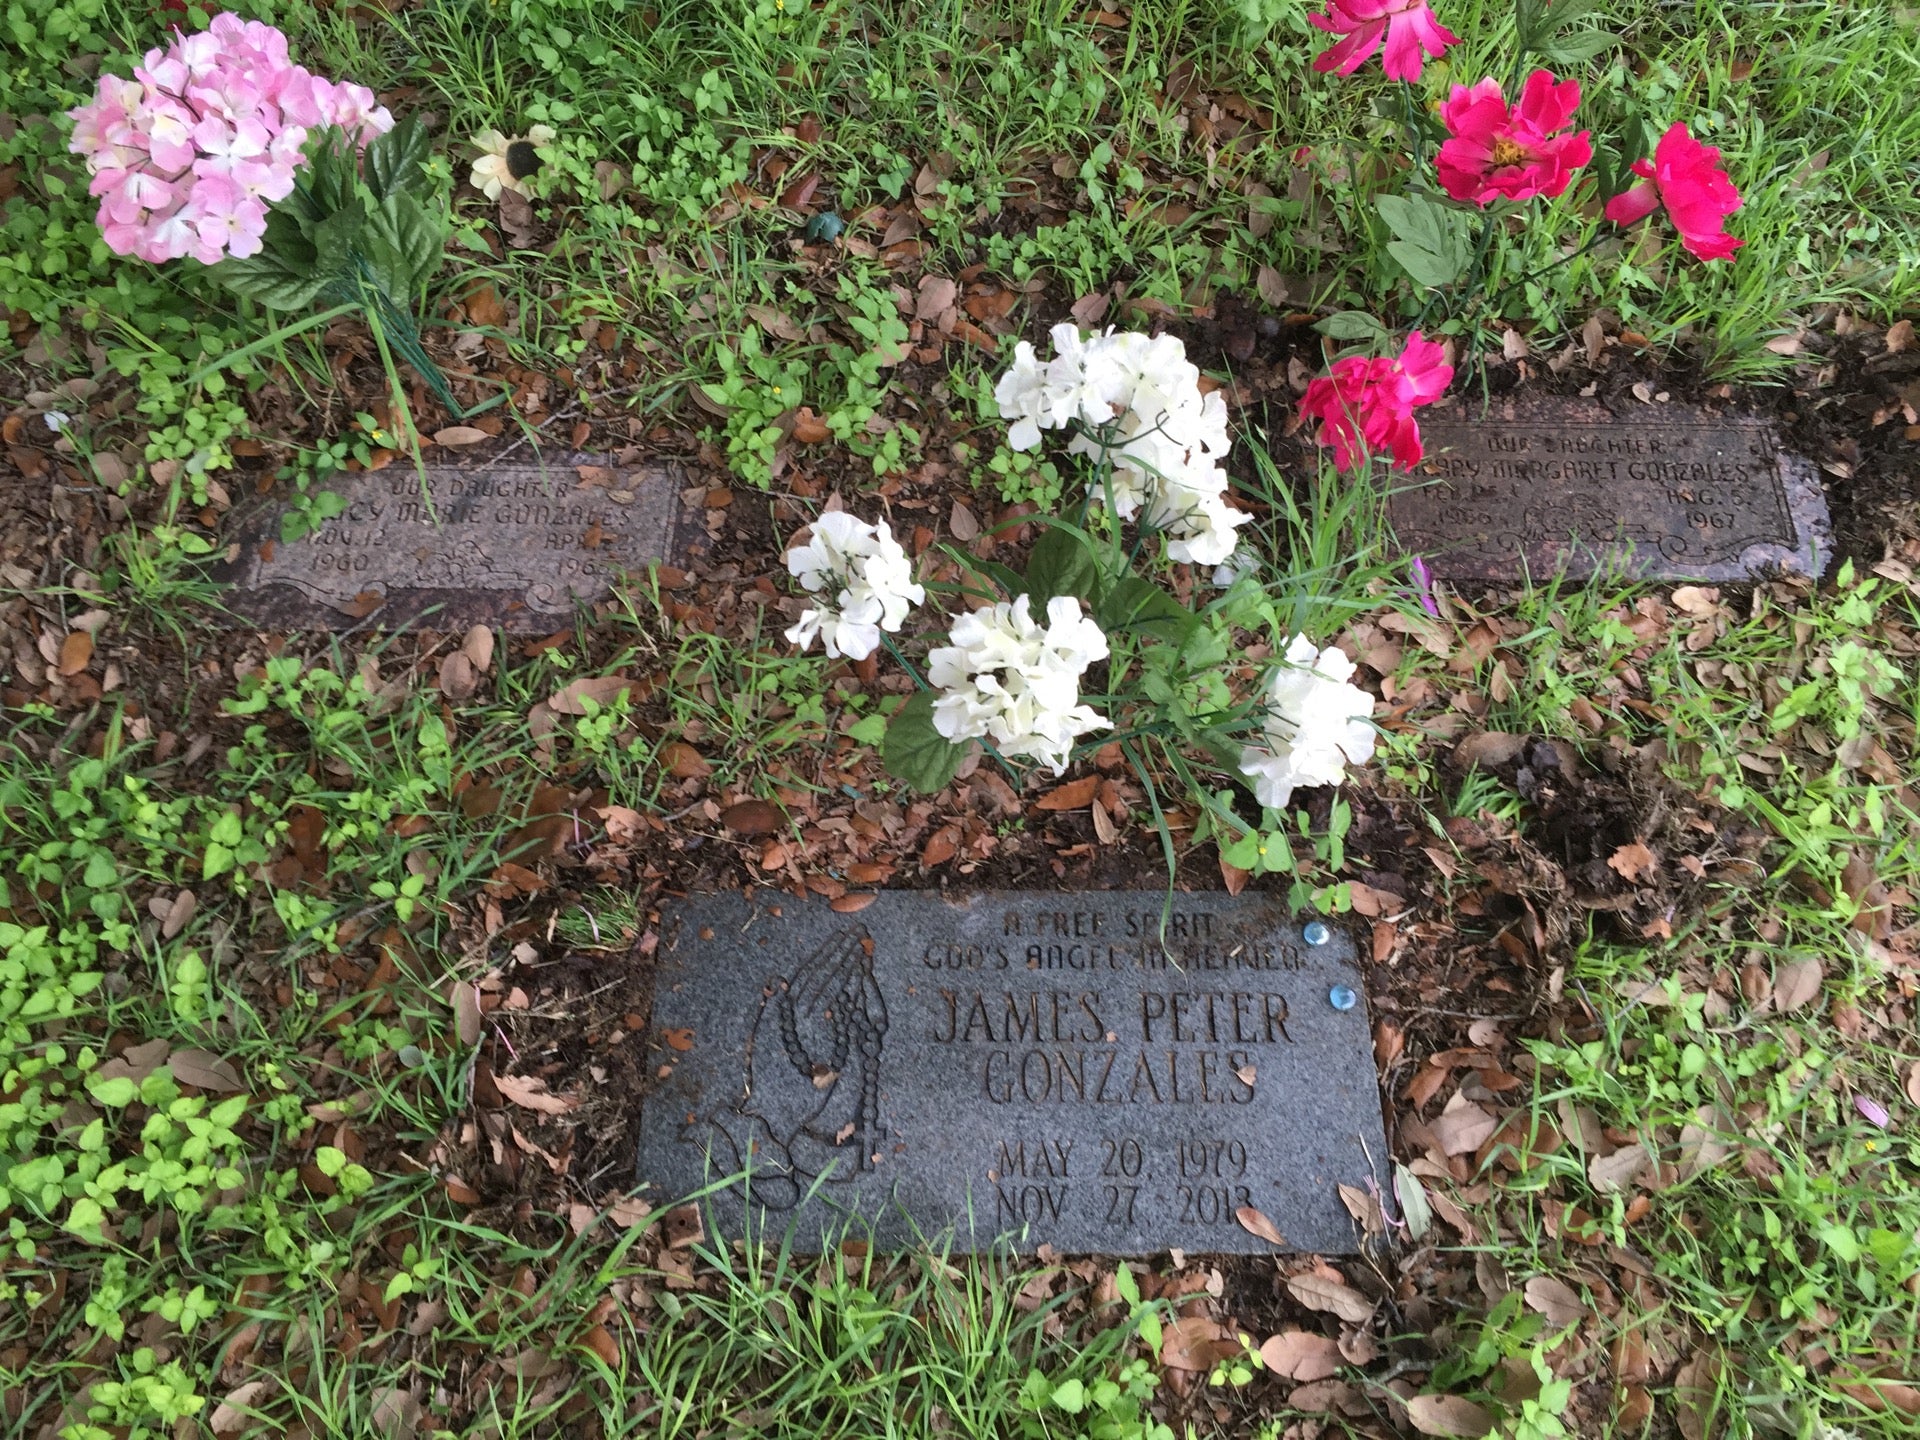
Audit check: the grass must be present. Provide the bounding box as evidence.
[3,0,1920,1437]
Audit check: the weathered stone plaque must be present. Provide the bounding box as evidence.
[213,453,680,630]
[1390,400,1827,582]
[637,892,1386,1254]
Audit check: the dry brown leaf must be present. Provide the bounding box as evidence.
[1284,1271,1375,1324]
[1035,776,1101,811]
[439,651,478,700]
[1834,1374,1920,1416]
[1235,1206,1287,1245]
[1160,1314,1232,1371]
[721,800,781,835]
[160,888,197,940]
[915,275,957,321]
[57,629,93,676]
[1607,840,1657,882]
[1406,1394,1496,1438]
[949,499,981,541]
[462,624,496,673]
[1673,1348,1725,1440]
[210,1380,271,1435]
[831,892,877,913]
[609,1195,653,1227]
[451,981,483,1046]
[1884,318,1914,353]
[1259,1330,1342,1382]
[169,1049,243,1092]
[1432,1091,1499,1156]
[493,1073,580,1115]
[1452,731,1528,771]
[434,425,490,446]
[1522,1275,1585,1328]
[661,741,713,779]
[1905,1061,1920,1108]
[1588,1142,1651,1194]
[1772,956,1824,1013]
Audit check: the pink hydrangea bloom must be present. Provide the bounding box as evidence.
[1310,0,1460,83]
[1437,70,1592,207]
[67,12,393,267]
[1604,122,1744,262]
[1299,332,1453,472]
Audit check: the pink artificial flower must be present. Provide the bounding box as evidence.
[1437,70,1592,207]
[1604,122,1744,262]
[66,17,390,267]
[1299,331,1453,472]
[1310,0,1460,83]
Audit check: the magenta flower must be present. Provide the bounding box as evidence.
[1437,70,1592,207]
[66,13,392,269]
[1300,332,1453,473]
[1310,0,1460,83]
[1604,122,1744,262]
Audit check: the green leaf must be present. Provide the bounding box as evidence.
[1820,1224,1862,1263]
[364,115,432,201]
[87,1076,138,1107]
[1314,310,1390,343]
[1051,1378,1087,1414]
[1542,29,1620,62]
[1395,1163,1435,1242]
[1376,193,1470,289]
[883,691,966,794]
[215,254,330,312]
[847,713,888,745]
[1095,577,1195,646]
[311,206,365,281]
[65,1197,106,1242]
[314,1145,348,1179]
[359,192,448,301]
[202,842,234,880]
[1023,525,1103,610]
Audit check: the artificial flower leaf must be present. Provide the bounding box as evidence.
[365,115,433,202]
[215,253,332,312]
[1376,193,1470,289]
[882,691,966,795]
[360,193,449,300]
[1023,525,1103,612]
[1095,577,1195,646]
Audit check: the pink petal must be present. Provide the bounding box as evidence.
[1604,180,1660,226]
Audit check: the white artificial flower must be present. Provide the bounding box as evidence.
[995,326,1249,565]
[782,511,924,662]
[927,595,1110,775]
[470,124,555,200]
[1237,634,1377,808]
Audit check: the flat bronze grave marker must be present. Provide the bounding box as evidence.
[212,452,681,630]
[636,891,1386,1254]
[1389,400,1827,583]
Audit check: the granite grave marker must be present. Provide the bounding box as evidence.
[213,452,681,630]
[636,891,1386,1254]
[1389,399,1828,583]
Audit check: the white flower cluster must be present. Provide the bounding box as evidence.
[928,596,1111,775]
[994,323,1253,567]
[1237,635,1377,808]
[783,512,925,662]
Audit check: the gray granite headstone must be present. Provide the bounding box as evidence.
[1390,399,1828,582]
[211,450,682,630]
[636,891,1386,1254]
